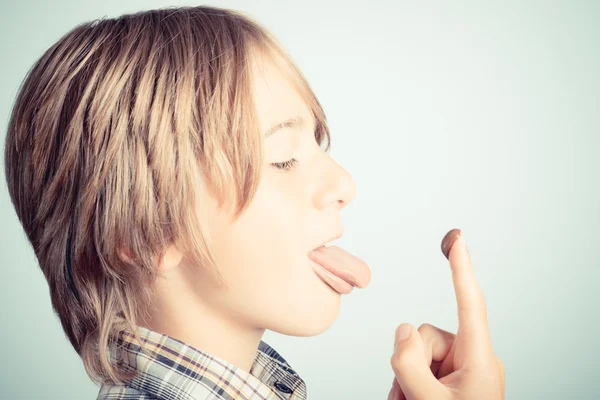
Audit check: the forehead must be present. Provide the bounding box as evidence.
[250,52,312,131]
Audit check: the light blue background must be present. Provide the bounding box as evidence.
[1,1,599,399]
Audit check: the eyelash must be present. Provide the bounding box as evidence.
[269,125,320,171]
[271,158,298,171]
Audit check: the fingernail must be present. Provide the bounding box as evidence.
[395,324,412,349]
[398,324,411,340]
[441,228,461,260]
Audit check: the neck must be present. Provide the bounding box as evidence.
[140,269,266,373]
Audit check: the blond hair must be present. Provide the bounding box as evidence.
[4,5,330,386]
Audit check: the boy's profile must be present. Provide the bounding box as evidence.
[4,5,371,399]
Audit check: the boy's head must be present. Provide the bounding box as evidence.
[4,5,355,385]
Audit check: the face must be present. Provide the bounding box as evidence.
[183,50,356,337]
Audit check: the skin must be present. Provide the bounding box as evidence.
[132,48,505,400]
[138,49,356,373]
[388,233,506,399]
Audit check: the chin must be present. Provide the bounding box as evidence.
[268,291,342,337]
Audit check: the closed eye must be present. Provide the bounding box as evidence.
[271,158,298,171]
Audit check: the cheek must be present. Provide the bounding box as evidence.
[213,202,314,297]
[208,202,342,333]
[204,173,342,319]
[224,201,305,284]
[235,178,308,260]
[220,231,340,332]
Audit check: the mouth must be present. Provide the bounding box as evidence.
[307,232,372,294]
[308,256,354,295]
[307,233,355,294]
[310,232,343,252]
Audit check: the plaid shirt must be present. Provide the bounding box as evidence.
[97,325,307,400]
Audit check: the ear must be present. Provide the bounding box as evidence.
[117,247,137,265]
[158,244,184,271]
[117,245,184,271]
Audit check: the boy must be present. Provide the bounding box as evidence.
[4,5,370,399]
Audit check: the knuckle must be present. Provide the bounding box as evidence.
[497,357,505,372]
[477,290,488,314]
[390,349,410,371]
[475,304,488,322]
[417,322,456,341]
[460,292,488,320]
[389,352,399,371]
[417,323,434,347]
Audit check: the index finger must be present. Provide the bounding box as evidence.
[441,229,493,358]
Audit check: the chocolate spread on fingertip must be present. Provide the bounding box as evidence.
[441,228,461,260]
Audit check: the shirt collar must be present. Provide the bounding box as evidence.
[105,325,307,400]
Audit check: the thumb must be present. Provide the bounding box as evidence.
[391,324,447,400]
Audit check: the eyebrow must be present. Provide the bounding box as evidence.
[263,116,304,138]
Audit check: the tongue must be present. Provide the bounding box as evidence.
[307,245,371,288]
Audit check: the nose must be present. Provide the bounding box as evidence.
[312,151,356,210]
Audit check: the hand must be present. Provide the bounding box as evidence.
[388,229,505,400]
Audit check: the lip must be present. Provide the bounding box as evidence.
[310,230,344,252]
